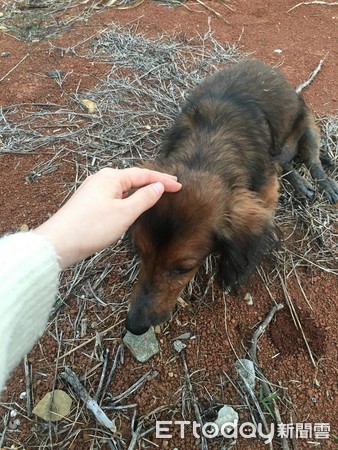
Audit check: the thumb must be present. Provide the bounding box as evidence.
[124,182,165,218]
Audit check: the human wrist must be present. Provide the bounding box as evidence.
[33,222,79,270]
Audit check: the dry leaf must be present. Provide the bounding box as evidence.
[32,390,72,421]
[177,297,188,308]
[81,98,97,114]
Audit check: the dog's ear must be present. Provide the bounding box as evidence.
[214,188,280,288]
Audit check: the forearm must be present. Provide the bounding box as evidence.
[0,232,60,395]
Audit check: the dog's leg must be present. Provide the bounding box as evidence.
[298,118,338,204]
[320,155,335,170]
[278,135,316,200]
[282,161,316,200]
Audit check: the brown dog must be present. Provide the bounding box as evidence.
[126,60,338,335]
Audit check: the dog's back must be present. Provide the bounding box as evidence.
[159,60,305,191]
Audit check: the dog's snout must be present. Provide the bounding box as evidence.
[125,313,151,335]
[125,288,154,335]
[125,285,174,335]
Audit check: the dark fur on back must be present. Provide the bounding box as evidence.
[126,60,337,335]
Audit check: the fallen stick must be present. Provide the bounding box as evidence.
[0,53,29,83]
[195,0,230,23]
[278,273,317,367]
[110,369,158,404]
[59,319,124,360]
[249,303,284,362]
[248,303,290,450]
[239,376,273,450]
[181,352,208,450]
[100,344,123,403]
[23,355,33,416]
[295,56,327,94]
[95,348,110,401]
[127,423,143,450]
[287,1,338,13]
[60,366,116,432]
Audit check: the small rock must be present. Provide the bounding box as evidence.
[235,359,256,390]
[10,409,18,418]
[19,392,27,400]
[244,292,253,305]
[19,224,29,232]
[173,340,186,353]
[123,327,160,362]
[32,390,72,422]
[154,325,161,334]
[81,98,97,114]
[214,405,239,434]
[8,418,20,430]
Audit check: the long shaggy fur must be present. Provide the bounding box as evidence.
[125,60,337,335]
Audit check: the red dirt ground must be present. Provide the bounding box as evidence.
[0,1,337,449]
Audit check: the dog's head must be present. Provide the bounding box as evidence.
[126,170,278,335]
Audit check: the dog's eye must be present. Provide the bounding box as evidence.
[172,266,193,275]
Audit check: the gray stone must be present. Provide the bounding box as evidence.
[235,358,256,390]
[173,340,186,353]
[214,405,239,434]
[123,327,160,362]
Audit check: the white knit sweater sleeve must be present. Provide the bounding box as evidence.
[0,232,61,395]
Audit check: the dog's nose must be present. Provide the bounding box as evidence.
[125,315,151,336]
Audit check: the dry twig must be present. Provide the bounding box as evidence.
[195,0,230,22]
[287,1,338,13]
[278,273,317,367]
[60,366,117,431]
[247,304,290,450]
[295,56,327,93]
[0,53,29,83]
[181,351,208,450]
[23,355,33,416]
[249,303,284,362]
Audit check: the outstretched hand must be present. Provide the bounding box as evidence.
[34,168,182,269]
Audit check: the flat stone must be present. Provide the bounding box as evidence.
[123,327,160,362]
[235,358,256,390]
[214,405,239,434]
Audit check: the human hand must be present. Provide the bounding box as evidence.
[34,168,182,269]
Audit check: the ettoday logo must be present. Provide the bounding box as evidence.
[156,420,275,443]
[156,420,330,443]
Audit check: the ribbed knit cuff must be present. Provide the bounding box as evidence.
[0,232,61,394]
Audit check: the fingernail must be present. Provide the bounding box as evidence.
[151,182,164,196]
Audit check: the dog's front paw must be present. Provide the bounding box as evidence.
[296,178,315,201]
[318,177,338,204]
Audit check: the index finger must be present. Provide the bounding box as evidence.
[120,167,182,193]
